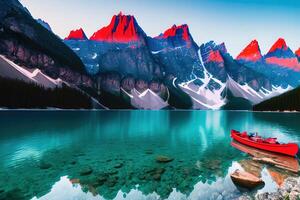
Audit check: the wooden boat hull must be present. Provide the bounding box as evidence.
[231,130,299,157]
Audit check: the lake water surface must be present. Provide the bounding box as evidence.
[0,111,299,200]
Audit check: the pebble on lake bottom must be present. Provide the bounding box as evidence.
[80,166,93,176]
[156,155,174,163]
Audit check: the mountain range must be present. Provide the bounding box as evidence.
[1,0,300,110]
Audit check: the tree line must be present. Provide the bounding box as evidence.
[0,77,93,109]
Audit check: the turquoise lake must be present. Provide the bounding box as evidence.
[0,111,299,200]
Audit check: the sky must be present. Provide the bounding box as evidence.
[20,0,300,57]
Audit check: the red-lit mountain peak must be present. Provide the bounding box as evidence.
[90,12,145,43]
[296,48,300,58]
[160,24,191,41]
[65,28,87,40]
[236,39,262,62]
[268,38,288,53]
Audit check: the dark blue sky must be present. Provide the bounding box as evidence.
[21,0,300,56]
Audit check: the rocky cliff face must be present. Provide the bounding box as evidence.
[0,0,92,87]
[200,41,271,91]
[98,45,162,80]
[148,24,204,82]
[200,41,227,82]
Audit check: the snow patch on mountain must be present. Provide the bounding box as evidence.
[179,67,226,109]
[129,89,168,110]
[226,76,292,104]
[0,55,62,88]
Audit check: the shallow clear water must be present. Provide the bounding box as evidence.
[0,111,299,200]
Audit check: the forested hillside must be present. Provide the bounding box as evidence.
[0,77,93,109]
[253,87,300,111]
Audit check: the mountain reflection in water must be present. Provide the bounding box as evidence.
[0,111,299,200]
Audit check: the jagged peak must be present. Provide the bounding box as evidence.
[236,39,262,62]
[65,28,88,40]
[89,12,145,43]
[200,41,226,64]
[268,38,288,53]
[159,24,191,41]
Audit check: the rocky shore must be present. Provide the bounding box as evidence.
[239,177,300,200]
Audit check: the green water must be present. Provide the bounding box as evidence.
[0,111,299,200]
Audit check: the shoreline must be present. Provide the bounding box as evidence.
[239,177,300,200]
[0,108,300,113]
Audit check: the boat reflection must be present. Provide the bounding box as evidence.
[231,141,299,173]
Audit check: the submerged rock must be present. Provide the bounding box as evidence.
[106,176,118,187]
[231,169,264,189]
[38,161,52,170]
[70,160,77,165]
[205,159,221,170]
[97,173,108,185]
[107,169,118,175]
[156,155,174,163]
[153,173,161,181]
[80,166,93,176]
[145,150,153,154]
[114,163,123,168]
[70,178,80,184]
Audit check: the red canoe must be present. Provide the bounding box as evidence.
[231,130,299,157]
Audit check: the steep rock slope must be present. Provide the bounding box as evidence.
[148,24,204,82]
[0,0,92,87]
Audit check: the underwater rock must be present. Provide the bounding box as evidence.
[70,178,80,184]
[80,166,93,176]
[206,159,221,170]
[153,173,161,181]
[97,173,108,185]
[138,174,146,180]
[70,160,77,165]
[152,168,165,181]
[107,169,118,175]
[156,155,174,163]
[255,177,300,200]
[38,161,52,170]
[106,176,118,187]
[145,150,153,154]
[238,194,253,200]
[231,169,264,189]
[114,163,123,168]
